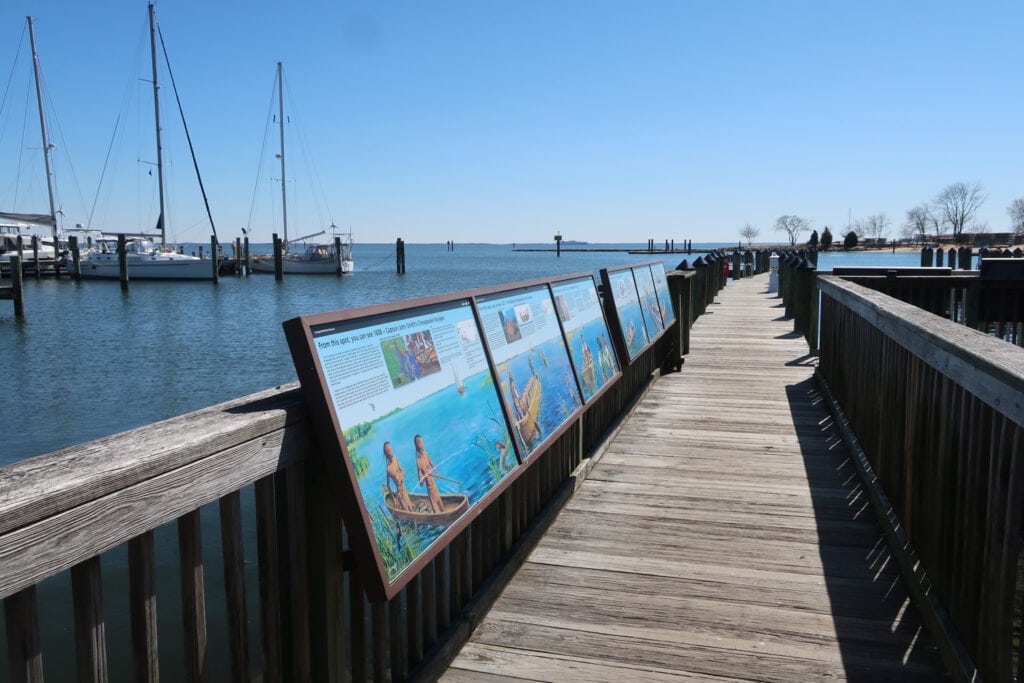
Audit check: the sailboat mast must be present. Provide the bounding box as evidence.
[149,3,167,245]
[277,61,288,246]
[26,16,59,245]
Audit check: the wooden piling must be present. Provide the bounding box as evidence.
[396,238,406,274]
[118,234,129,290]
[3,254,25,316]
[243,237,250,275]
[273,233,284,281]
[31,236,41,280]
[335,236,342,276]
[69,235,82,281]
[210,235,219,283]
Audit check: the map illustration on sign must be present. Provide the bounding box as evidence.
[607,268,650,360]
[476,285,583,458]
[308,299,516,582]
[551,276,620,402]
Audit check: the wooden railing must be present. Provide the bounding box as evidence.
[1,269,718,682]
[777,251,818,348]
[816,274,1024,681]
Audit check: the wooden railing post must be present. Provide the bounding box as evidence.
[4,587,43,683]
[71,556,108,682]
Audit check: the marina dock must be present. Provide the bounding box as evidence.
[443,275,947,681]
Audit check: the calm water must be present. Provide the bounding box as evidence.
[1,243,922,465]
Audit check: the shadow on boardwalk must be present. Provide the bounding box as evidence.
[443,275,948,681]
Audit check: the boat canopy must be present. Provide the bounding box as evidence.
[0,212,55,226]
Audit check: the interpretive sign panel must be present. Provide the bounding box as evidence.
[550,275,620,402]
[475,284,584,458]
[649,261,676,328]
[632,264,663,339]
[601,266,650,362]
[284,297,518,598]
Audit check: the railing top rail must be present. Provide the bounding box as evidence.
[832,266,956,277]
[0,383,308,537]
[0,383,312,600]
[819,275,1024,427]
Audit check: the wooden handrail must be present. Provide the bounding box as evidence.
[817,274,1024,681]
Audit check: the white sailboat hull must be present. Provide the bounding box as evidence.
[79,252,214,280]
[250,256,354,274]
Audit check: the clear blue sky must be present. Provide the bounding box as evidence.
[2,1,1022,244]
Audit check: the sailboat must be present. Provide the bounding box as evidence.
[80,4,216,280]
[251,62,354,275]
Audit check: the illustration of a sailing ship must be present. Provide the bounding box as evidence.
[516,375,542,445]
[580,340,597,393]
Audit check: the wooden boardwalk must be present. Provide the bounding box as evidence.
[443,275,949,681]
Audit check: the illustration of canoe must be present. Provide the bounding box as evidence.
[515,374,543,445]
[380,485,469,526]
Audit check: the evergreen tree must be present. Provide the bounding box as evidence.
[821,227,833,250]
[843,231,859,250]
[808,230,819,248]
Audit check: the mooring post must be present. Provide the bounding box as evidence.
[31,235,41,280]
[396,238,406,274]
[69,235,82,281]
[243,237,250,275]
[234,237,242,275]
[9,255,24,315]
[210,235,219,282]
[921,246,933,267]
[118,234,129,290]
[947,247,957,269]
[335,236,343,276]
[272,233,283,281]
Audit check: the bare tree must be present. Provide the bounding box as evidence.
[774,215,810,246]
[739,223,759,246]
[934,181,986,243]
[861,214,891,241]
[904,204,933,243]
[1008,198,1024,235]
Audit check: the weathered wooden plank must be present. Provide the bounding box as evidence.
[178,510,207,682]
[4,587,44,683]
[71,556,108,682]
[219,491,249,682]
[284,464,311,681]
[255,476,283,683]
[0,423,309,601]
[128,532,159,682]
[0,385,310,536]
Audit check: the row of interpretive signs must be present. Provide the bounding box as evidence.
[284,261,676,600]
